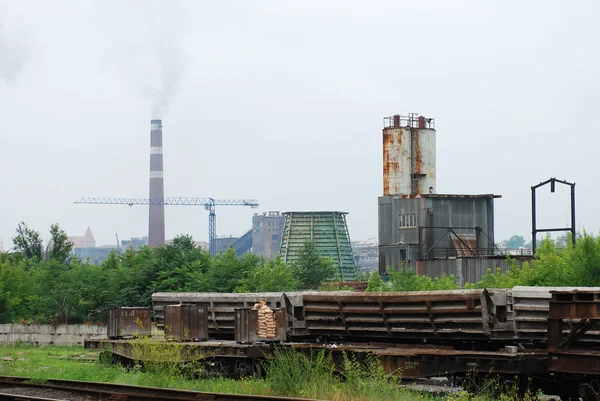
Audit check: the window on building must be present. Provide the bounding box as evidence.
[398,214,417,228]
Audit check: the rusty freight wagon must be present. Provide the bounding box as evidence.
[88,287,600,399]
[152,289,508,342]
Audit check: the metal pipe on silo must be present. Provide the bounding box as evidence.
[412,116,436,195]
[148,119,165,247]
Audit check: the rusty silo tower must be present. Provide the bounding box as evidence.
[383,113,436,196]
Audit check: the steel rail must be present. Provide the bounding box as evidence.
[0,393,65,401]
[0,375,318,401]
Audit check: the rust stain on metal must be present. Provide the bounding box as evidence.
[450,233,478,257]
[164,304,209,341]
[550,290,600,319]
[382,114,435,196]
[414,131,423,174]
[234,307,288,343]
[303,289,483,302]
[413,131,423,194]
[466,297,475,310]
[301,290,486,340]
[293,342,546,379]
[547,289,600,376]
[548,350,600,375]
[108,307,151,339]
[383,128,399,196]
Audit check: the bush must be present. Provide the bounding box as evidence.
[264,348,409,400]
[366,269,459,292]
[265,348,336,397]
[342,352,402,399]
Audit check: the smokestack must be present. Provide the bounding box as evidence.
[149,119,165,247]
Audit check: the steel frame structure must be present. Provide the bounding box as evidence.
[531,178,575,254]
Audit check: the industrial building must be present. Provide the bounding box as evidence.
[214,237,239,253]
[68,227,96,248]
[379,194,499,267]
[378,114,524,286]
[352,238,378,272]
[280,211,357,281]
[209,211,284,258]
[252,211,285,260]
[121,236,148,251]
[73,246,117,265]
[68,228,118,264]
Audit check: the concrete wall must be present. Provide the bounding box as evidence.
[0,324,106,345]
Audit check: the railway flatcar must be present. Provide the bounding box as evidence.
[85,287,600,400]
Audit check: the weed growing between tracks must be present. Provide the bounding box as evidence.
[265,347,337,397]
[459,371,543,401]
[0,344,545,401]
[265,347,406,400]
[127,335,204,385]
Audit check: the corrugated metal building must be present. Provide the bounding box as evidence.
[280,211,357,281]
[378,194,500,274]
[416,258,516,288]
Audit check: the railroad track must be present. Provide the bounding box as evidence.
[0,393,63,401]
[0,375,318,401]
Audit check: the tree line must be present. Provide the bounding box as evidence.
[0,222,337,325]
[3,221,599,325]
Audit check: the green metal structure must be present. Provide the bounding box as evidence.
[280,211,357,281]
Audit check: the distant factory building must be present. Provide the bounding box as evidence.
[215,236,239,253]
[69,228,117,264]
[210,212,284,258]
[73,246,117,265]
[280,211,357,281]
[121,237,148,251]
[252,211,285,260]
[195,241,209,251]
[352,238,379,272]
[68,227,96,248]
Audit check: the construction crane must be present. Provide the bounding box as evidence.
[74,197,259,255]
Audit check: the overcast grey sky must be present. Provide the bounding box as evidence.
[1,0,598,248]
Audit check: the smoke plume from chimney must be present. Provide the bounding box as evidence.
[0,7,31,85]
[106,2,186,117]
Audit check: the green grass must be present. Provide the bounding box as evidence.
[0,344,540,401]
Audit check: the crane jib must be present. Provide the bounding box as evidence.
[74,197,259,255]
